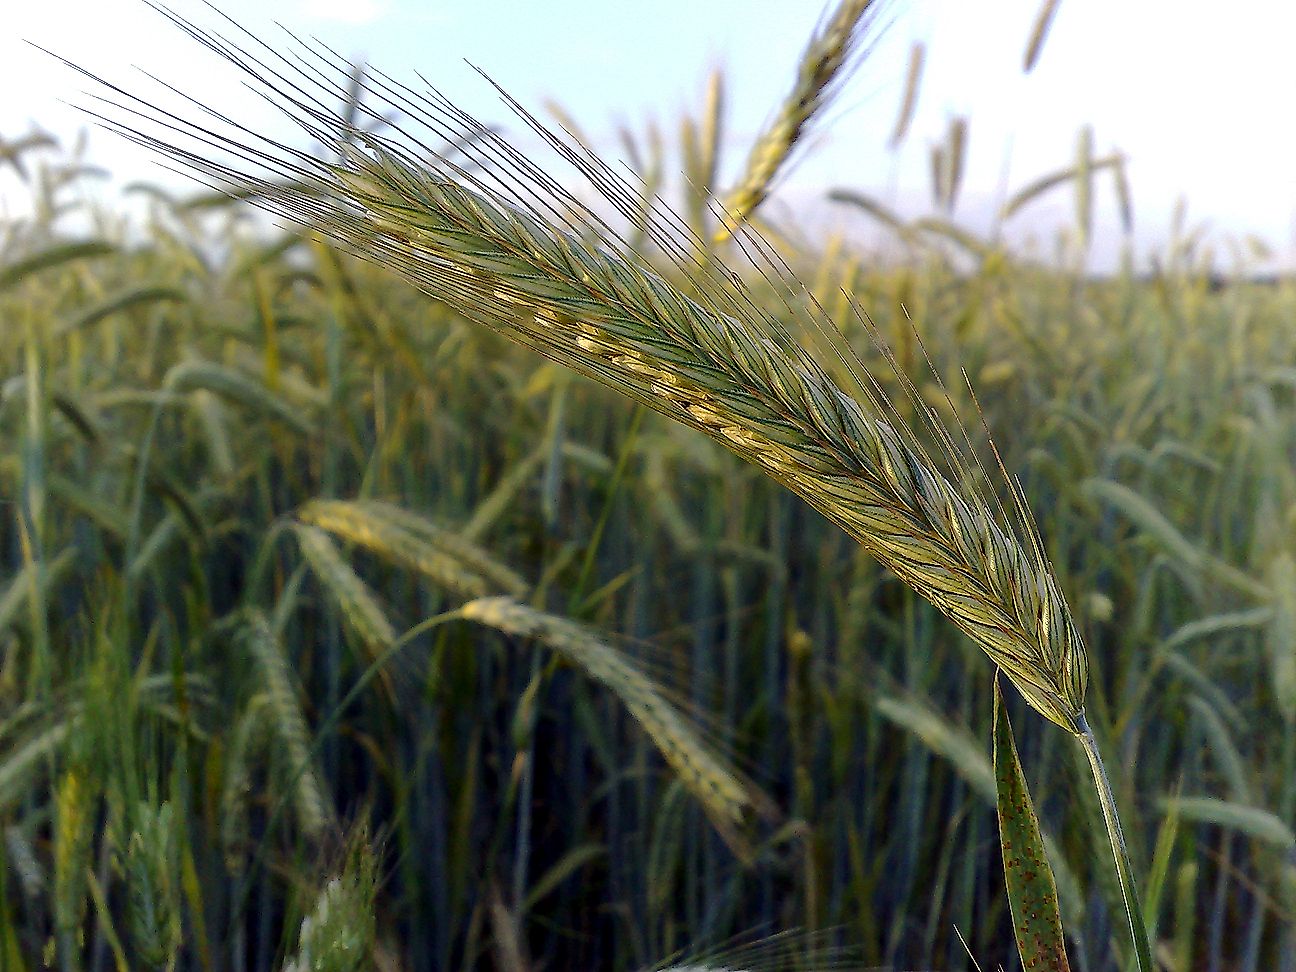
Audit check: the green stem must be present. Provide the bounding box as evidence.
[1077,713,1153,972]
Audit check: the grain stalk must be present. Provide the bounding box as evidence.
[56,6,1149,965]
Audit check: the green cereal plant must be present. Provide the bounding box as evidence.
[716,0,878,240]
[298,498,529,600]
[282,825,377,972]
[460,595,770,849]
[888,41,925,148]
[238,610,334,839]
[1023,0,1064,73]
[120,800,183,970]
[55,5,1151,966]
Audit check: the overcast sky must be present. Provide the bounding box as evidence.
[4,0,1295,271]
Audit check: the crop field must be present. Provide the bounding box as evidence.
[2,2,1295,971]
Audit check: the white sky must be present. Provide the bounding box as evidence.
[4,0,1295,271]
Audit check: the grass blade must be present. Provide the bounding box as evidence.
[994,675,1071,971]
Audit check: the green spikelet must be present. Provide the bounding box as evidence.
[239,612,333,839]
[282,827,378,972]
[121,801,183,970]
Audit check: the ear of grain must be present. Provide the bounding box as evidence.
[717,0,878,239]
[53,766,94,950]
[0,547,76,636]
[283,825,378,972]
[1023,0,1063,72]
[459,596,769,852]
[0,723,71,811]
[929,143,947,211]
[1112,150,1134,234]
[293,522,398,653]
[0,131,59,180]
[1186,695,1251,803]
[239,611,332,839]
[220,694,270,872]
[54,285,185,339]
[0,240,115,294]
[189,388,236,478]
[681,69,724,240]
[889,41,925,147]
[76,19,1091,736]
[298,498,528,600]
[121,801,183,969]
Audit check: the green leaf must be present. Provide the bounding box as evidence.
[1160,796,1296,850]
[0,240,115,293]
[994,675,1071,972]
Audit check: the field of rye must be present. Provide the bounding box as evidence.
[2,2,1295,970]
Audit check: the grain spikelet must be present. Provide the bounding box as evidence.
[239,611,332,838]
[283,827,377,972]
[717,0,878,239]
[293,522,397,651]
[53,766,95,944]
[299,498,527,599]
[220,694,269,871]
[460,596,766,842]
[121,801,183,968]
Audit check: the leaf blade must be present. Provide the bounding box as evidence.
[994,675,1071,972]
